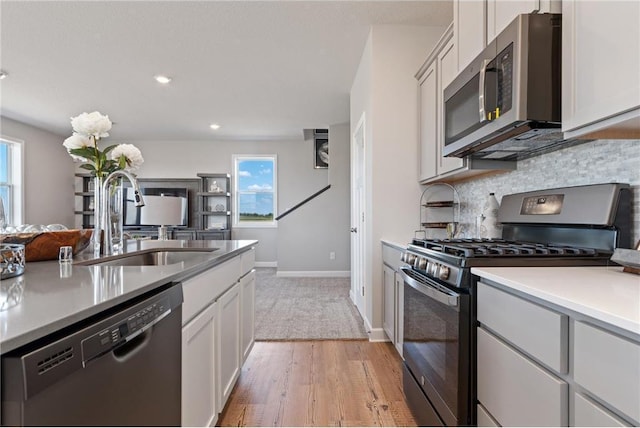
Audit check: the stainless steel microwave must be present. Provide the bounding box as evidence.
[443,13,563,160]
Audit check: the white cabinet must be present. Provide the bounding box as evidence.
[453,0,485,73]
[217,281,241,409]
[182,302,218,427]
[573,321,640,424]
[419,61,438,181]
[382,264,396,343]
[180,247,256,426]
[562,0,640,139]
[417,25,464,183]
[477,328,568,426]
[454,0,559,72]
[476,277,640,427]
[240,269,255,363]
[381,242,405,356]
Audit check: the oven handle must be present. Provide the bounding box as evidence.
[399,267,460,308]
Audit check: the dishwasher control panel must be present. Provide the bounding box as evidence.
[81,296,171,363]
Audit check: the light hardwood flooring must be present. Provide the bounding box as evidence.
[218,340,417,427]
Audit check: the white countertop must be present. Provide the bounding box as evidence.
[0,239,257,354]
[472,266,640,337]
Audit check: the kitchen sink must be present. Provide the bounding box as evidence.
[76,250,217,267]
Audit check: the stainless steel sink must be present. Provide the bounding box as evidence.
[76,250,217,266]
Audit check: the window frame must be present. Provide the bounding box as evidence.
[0,137,24,227]
[232,154,277,229]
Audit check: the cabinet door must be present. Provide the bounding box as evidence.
[562,0,640,137]
[487,0,547,42]
[437,38,464,175]
[454,0,486,72]
[573,392,630,427]
[394,271,404,356]
[419,62,438,182]
[240,270,256,363]
[182,302,218,427]
[382,265,395,343]
[217,281,241,409]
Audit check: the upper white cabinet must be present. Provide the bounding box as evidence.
[454,0,560,72]
[453,0,485,73]
[562,0,640,139]
[417,25,465,183]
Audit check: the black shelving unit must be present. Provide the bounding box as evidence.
[197,173,232,240]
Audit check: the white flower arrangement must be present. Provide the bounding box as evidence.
[63,111,144,177]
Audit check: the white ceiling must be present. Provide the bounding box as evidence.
[0,1,452,141]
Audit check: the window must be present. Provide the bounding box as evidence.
[233,155,277,228]
[0,138,23,227]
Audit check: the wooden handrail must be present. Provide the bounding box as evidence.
[275,185,331,221]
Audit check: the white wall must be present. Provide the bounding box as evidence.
[350,25,448,335]
[0,116,75,226]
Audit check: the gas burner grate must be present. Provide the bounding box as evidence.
[411,238,600,258]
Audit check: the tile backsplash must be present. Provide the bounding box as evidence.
[450,139,640,246]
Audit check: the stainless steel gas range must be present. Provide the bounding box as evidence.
[400,183,632,426]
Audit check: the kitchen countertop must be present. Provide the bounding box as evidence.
[0,239,257,354]
[381,239,406,251]
[472,265,640,338]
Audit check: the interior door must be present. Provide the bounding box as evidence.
[351,114,366,316]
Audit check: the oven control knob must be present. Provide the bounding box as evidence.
[426,261,436,276]
[400,252,407,263]
[438,265,450,280]
[406,254,416,265]
[415,257,427,270]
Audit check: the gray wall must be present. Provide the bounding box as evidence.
[129,135,349,269]
[277,123,351,274]
[0,116,75,227]
[451,140,640,246]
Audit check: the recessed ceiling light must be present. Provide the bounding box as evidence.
[210,124,221,130]
[0,70,8,80]
[154,75,172,84]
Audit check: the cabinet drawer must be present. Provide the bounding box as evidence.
[574,321,640,423]
[478,282,568,373]
[240,247,255,276]
[574,392,629,427]
[477,328,568,426]
[182,257,241,325]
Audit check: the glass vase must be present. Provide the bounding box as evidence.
[107,179,124,254]
[90,175,104,256]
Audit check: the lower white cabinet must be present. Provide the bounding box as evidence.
[182,302,219,427]
[477,327,568,426]
[381,242,405,356]
[217,281,242,409]
[180,247,256,427]
[476,278,639,427]
[240,269,256,363]
[382,264,396,344]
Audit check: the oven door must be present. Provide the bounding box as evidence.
[401,266,471,426]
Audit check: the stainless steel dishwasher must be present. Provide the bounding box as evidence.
[1,282,183,426]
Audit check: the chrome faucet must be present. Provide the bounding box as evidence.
[100,170,145,255]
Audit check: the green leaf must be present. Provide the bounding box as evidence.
[79,164,96,172]
[103,145,117,154]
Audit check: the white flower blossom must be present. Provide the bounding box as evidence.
[70,111,112,139]
[62,134,92,162]
[110,144,144,171]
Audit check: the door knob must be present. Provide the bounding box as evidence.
[350,227,358,233]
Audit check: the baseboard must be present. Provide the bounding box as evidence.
[368,328,389,342]
[255,261,277,268]
[276,270,351,278]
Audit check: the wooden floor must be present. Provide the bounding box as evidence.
[218,341,417,427]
